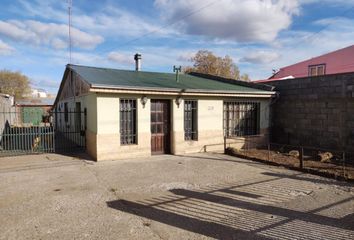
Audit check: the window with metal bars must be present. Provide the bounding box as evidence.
[223,102,260,137]
[184,100,198,140]
[120,99,137,145]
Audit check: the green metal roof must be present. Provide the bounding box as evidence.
[68,64,274,94]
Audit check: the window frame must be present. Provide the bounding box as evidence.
[308,64,326,76]
[119,99,137,145]
[184,100,198,141]
[223,101,260,138]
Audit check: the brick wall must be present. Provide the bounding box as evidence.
[268,72,354,152]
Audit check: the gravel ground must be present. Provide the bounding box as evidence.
[0,153,353,240]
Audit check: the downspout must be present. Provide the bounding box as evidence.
[268,91,280,144]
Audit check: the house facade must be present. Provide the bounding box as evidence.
[53,63,275,161]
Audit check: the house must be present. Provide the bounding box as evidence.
[53,55,276,161]
[255,45,354,83]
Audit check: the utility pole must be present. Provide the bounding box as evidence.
[68,0,72,64]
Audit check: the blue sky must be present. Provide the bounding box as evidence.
[0,0,354,93]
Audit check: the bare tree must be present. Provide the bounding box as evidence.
[0,70,31,100]
[184,50,250,81]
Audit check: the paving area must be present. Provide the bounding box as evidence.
[0,153,353,240]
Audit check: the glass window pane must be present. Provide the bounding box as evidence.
[317,66,324,75]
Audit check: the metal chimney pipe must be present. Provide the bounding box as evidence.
[134,53,141,71]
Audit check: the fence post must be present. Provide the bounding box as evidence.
[300,147,304,169]
[342,152,346,178]
[267,143,270,161]
[224,136,226,154]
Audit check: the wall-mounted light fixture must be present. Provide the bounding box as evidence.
[141,95,148,108]
[175,96,182,107]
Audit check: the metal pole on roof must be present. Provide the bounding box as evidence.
[173,65,182,83]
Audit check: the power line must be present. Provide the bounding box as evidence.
[296,5,354,46]
[97,0,220,55]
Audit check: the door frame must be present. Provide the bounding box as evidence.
[150,99,172,155]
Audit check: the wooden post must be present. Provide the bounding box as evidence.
[267,143,271,161]
[300,147,304,169]
[343,152,346,178]
[224,136,226,154]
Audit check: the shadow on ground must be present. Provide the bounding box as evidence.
[107,172,354,239]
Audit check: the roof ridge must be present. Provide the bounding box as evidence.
[68,64,179,76]
[279,44,354,70]
[188,72,275,91]
[64,64,275,94]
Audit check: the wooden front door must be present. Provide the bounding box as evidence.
[151,100,170,154]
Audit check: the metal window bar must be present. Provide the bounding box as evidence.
[184,100,198,140]
[120,99,137,145]
[51,110,86,152]
[223,101,260,138]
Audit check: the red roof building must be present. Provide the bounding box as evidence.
[254,45,354,83]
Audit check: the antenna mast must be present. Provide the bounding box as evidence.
[68,0,72,63]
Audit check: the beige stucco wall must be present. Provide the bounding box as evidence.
[173,97,271,154]
[90,94,271,161]
[55,93,97,155]
[58,92,272,161]
[94,93,151,160]
[172,98,224,154]
[56,93,97,131]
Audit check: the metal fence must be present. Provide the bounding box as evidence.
[224,136,354,181]
[0,109,86,157]
[53,110,86,153]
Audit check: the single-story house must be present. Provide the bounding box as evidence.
[53,58,276,161]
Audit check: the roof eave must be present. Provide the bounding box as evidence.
[90,84,276,97]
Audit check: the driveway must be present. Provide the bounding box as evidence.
[0,153,353,239]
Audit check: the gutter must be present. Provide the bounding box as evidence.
[90,83,276,96]
[90,85,276,98]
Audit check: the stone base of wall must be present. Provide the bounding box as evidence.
[172,130,227,154]
[87,129,269,161]
[95,133,151,161]
[86,130,97,160]
[225,129,269,150]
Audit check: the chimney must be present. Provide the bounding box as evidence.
[134,53,141,71]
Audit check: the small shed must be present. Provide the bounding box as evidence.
[15,98,54,125]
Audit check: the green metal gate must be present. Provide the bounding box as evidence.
[22,107,44,125]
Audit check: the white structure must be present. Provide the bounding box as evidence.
[31,89,48,98]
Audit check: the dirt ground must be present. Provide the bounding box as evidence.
[0,153,353,240]
[228,148,354,180]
